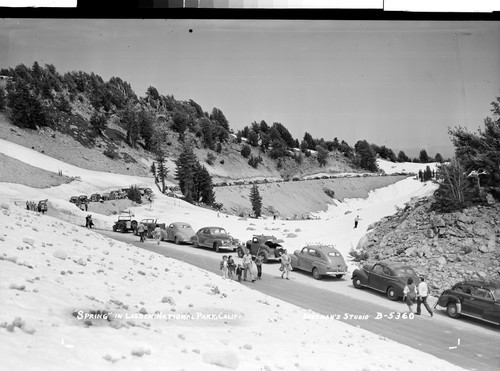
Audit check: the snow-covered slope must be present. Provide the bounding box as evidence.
[0,140,460,370]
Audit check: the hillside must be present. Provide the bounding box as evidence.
[356,196,500,292]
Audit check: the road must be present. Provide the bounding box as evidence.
[99,230,500,371]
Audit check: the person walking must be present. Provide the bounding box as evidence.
[220,255,229,279]
[137,223,146,242]
[242,250,256,282]
[153,225,162,245]
[254,252,263,279]
[354,215,360,228]
[280,249,292,279]
[416,277,433,317]
[403,277,418,313]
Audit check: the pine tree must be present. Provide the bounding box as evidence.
[155,149,168,194]
[0,87,6,110]
[249,184,262,217]
[175,145,199,203]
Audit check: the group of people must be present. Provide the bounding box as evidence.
[26,201,47,214]
[219,249,293,282]
[136,223,162,244]
[403,276,434,316]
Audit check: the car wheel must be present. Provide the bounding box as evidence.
[386,287,397,301]
[174,236,179,245]
[193,240,199,248]
[312,267,322,280]
[352,277,363,289]
[237,247,244,258]
[446,302,460,319]
[112,225,117,232]
[336,274,344,279]
[214,242,220,252]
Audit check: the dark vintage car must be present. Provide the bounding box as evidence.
[112,213,138,233]
[191,226,239,252]
[161,222,195,244]
[38,199,48,212]
[78,195,88,204]
[89,193,101,202]
[69,196,79,204]
[133,218,166,238]
[434,280,500,326]
[291,245,348,280]
[237,234,284,262]
[352,261,419,301]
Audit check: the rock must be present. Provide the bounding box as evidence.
[436,256,447,266]
[161,296,175,305]
[131,347,150,357]
[53,250,67,260]
[242,344,253,350]
[477,271,487,279]
[202,351,240,369]
[22,238,35,246]
[9,284,26,291]
[138,270,146,275]
[139,307,148,315]
[478,244,495,253]
[431,216,445,228]
[75,258,87,266]
[485,193,496,205]
[1,203,9,210]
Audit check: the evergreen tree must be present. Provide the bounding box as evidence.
[419,149,430,163]
[433,158,471,211]
[249,184,262,217]
[89,110,107,136]
[150,161,157,182]
[434,153,444,163]
[121,105,140,148]
[195,163,215,205]
[0,87,6,110]
[241,144,251,158]
[354,140,378,171]
[127,186,142,204]
[397,151,410,162]
[175,145,199,203]
[7,79,47,129]
[210,107,229,131]
[316,145,328,167]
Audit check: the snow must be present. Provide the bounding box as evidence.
[377,159,439,175]
[0,140,462,370]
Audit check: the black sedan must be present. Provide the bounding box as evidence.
[352,261,419,301]
[434,280,500,326]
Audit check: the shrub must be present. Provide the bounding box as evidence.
[241,144,251,158]
[219,159,224,165]
[127,186,142,204]
[323,188,335,198]
[103,148,119,159]
[248,155,262,169]
[206,152,216,165]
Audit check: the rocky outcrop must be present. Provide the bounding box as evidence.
[356,197,500,292]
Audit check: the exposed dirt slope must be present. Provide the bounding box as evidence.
[214,175,408,218]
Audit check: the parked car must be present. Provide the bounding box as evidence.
[161,222,195,244]
[112,212,138,233]
[133,218,166,238]
[38,199,48,212]
[434,280,500,326]
[191,227,239,252]
[101,193,110,201]
[290,245,348,280]
[69,196,79,204]
[351,262,419,301]
[90,193,101,202]
[78,195,88,204]
[237,234,284,262]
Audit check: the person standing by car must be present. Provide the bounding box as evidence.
[403,277,418,313]
[220,255,229,279]
[254,252,263,280]
[280,249,292,280]
[416,277,433,317]
[153,225,162,245]
[227,255,236,279]
[354,215,361,228]
[137,222,146,242]
[242,250,256,282]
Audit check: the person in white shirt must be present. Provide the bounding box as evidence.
[242,251,255,282]
[416,277,433,317]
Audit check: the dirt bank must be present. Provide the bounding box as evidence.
[214,175,408,218]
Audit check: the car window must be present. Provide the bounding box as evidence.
[394,267,417,277]
[373,265,383,274]
[493,288,500,299]
[472,288,492,300]
[382,267,391,275]
[462,285,472,295]
[308,249,316,257]
[181,225,190,229]
[169,224,174,228]
[315,252,322,259]
[327,252,340,257]
[301,247,309,254]
[253,238,258,243]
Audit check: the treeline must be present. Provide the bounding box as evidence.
[433,92,500,211]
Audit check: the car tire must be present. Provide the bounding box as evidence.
[312,267,322,280]
[112,225,117,232]
[214,242,220,253]
[386,286,397,301]
[446,302,460,319]
[174,236,179,245]
[352,277,363,289]
[237,247,244,258]
[193,240,199,248]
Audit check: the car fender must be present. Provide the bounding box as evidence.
[290,254,299,268]
[437,294,462,312]
[312,262,328,275]
[351,269,369,284]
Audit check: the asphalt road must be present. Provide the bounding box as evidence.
[98,230,500,371]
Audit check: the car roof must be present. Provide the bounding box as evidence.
[172,222,192,226]
[202,226,226,229]
[303,245,341,253]
[456,280,500,290]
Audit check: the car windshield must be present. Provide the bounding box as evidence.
[394,267,416,277]
[493,288,500,299]
[327,252,341,257]
[180,225,191,229]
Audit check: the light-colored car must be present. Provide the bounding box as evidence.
[191,226,239,252]
[161,222,196,244]
[291,245,348,280]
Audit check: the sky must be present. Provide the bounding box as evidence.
[0,18,499,156]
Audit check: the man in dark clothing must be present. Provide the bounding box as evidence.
[255,253,263,279]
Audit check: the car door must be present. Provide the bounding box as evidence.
[367,264,385,290]
[167,224,175,241]
[205,228,215,247]
[458,284,475,314]
[302,248,317,272]
[296,248,309,269]
[470,288,494,319]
